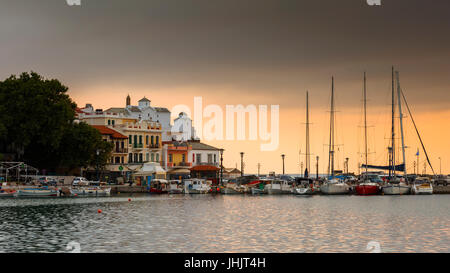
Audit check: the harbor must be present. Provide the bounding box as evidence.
[0,193,448,253]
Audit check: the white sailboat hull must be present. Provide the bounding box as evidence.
[412,185,433,195]
[382,184,411,195]
[320,183,350,195]
[295,187,313,196]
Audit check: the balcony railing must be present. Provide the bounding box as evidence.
[149,143,160,149]
[114,148,128,153]
[133,143,143,149]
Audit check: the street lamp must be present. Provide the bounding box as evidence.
[240,152,244,177]
[220,149,224,186]
[96,149,100,181]
[281,154,285,175]
[438,157,442,176]
[316,156,319,180]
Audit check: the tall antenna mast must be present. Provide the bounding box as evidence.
[396,71,407,178]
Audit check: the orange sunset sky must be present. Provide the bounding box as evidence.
[1,1,449,174]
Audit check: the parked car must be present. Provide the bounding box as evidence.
[38,176,57,186]
[72,177,90,186]
[434,175,449,186]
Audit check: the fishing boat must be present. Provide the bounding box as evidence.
[184,178,211,194]
[70,186,111,196]
[167,180,184,194]
[320,77,350,195]
[251,180,269,195]
[0,189,16,197]
[14,187,60,197]
[294,178,313,196]
[355,73,381,196]
[221,180,242,194]
[412,177,433,195]
[266,179,291,195]
[149,179,169,194]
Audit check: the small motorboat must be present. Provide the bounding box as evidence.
[294,178,314,196]
[412,177,433,195]
[14,187,60,197]
[167,180,184,194]
[0,189,16,197]
[149,179,169,194]
[70,186,111,196]
[184,179,211,194]
[320,178,350,195]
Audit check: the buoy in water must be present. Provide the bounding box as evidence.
[98,209,102,213]
[128,198,131,202]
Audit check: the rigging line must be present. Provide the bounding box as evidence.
[399,87,436,175]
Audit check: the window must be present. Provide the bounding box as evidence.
[208,154,213,163]
[112,120,115,126]
[129,153,133,163]
[156,153,159,162]
[129,136,132,144]
[156,136,159,145]
[115,157,120,164]
[146,153,149,162]
[169,154,173,162]
[214,154,217,163]
[134,135,137,144]
[196,154,201,163]
[151,153,155,162]
[146,135,149,145]
[121,156,124,164]
[134,153,138,163]
[139,153,143,163]
[108,120,111,125]
[182,154,186,162]
[151,135,154,145]
[139,135,142,144]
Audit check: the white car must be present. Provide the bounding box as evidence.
[72,177,90,186]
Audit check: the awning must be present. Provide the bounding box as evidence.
[167,168,191,174]
[190,165,220,171]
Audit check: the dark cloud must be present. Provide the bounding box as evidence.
[1,0,449,109]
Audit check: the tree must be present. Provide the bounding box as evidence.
[0,72,111,171]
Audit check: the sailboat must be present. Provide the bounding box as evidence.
[356,72,381,195]
[320,77,350,195]
[295,91,314,196]
[382,68,411,195]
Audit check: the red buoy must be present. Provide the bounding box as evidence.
[128,198,131,202]
[98,209,102,213]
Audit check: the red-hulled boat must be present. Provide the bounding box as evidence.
[355,181,380,195]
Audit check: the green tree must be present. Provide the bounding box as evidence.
[0,72,111,170]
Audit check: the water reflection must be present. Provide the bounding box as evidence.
[0,195,448,253]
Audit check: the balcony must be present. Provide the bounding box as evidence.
[149,143,160,149]
[167,162,192,168]
[133,143,143,149]
[114,147,128,154]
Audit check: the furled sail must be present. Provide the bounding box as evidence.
[361,164,405,172]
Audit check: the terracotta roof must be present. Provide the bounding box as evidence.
[190,165,220,171]
[92,125,128,139]
[75,107,84,114]
[139,97,150,102]
[189,142,220,151]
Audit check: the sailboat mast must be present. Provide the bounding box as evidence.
[396,71,407,178]
[364,72,369,178]
[391,66,396,178]
[305,91,310,177]
[328,77,335,179]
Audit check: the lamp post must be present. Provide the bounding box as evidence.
[96,149,100,181]
[316,156,319,180]
[438,157,442,176]
[345,158,349,175]
[281,154,285,175]
[257,163,261,177]
[220,149,224,186]
[240,152,244,177]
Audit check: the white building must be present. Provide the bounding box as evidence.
[188,141,220,167]
[171,112,199,142]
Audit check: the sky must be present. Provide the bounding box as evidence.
[1,0,449,174]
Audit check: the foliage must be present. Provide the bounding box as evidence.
[0,72,111,170]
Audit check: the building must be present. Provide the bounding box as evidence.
[79,109,163,183]
[188,141,220,167]
[105,96,172,141]
[223,168,241,179]
[91,125,128,168]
